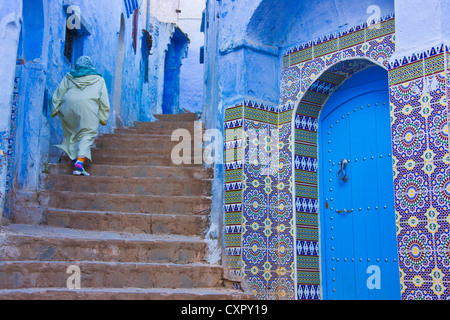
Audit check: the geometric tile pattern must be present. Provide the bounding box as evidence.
[224,103,245,280]
[388,43,450,299]
[1,62,21,218]
[282,14,396,104]
[224,100,296,300]
[0,130,8,216]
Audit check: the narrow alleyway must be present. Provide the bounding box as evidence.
[0,113,250,300]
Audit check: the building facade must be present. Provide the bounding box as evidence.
[201,0,450,300]
[2,0,450,301]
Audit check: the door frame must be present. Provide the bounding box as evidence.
[291,58,392,300]
[318,84,395,300]
[113,14,126,124]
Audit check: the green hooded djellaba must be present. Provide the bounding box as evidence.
[51,56,111,162]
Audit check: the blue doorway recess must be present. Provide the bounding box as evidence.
[319,66,401,300]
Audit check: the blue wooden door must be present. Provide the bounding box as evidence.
[319,67,400,300]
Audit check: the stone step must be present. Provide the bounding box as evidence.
[44,191,211,215]
[0,224,208,264]
[0,261,223,290]
[133,121,200,130]
[0,287,252,300]
[89,153,203,167]
[48,164,214,179]
[43,175,212,197]
[43,208,208,236]
[91,147,203,158]
[153,113,198,122]
[95,134,182,150]
[114,127,204,136]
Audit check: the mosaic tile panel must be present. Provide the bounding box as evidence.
[288,43,313,67]
[1,62,21,218]
[282,14,395,104]
[224,99,296,299]
[339,27,365,50]
[366,15,395,41]
[0,130,7,214]
[388,50,425,86]
[234,12,448,301]
[313,34,339,58]
[224,103,244,279]
[389,44,450,300]
[240,99,296,300]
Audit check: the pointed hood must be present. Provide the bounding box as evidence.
[66,73,103,90]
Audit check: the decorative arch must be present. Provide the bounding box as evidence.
[284,17,395,300]
[222,5,396,301]
[292,58,387,300]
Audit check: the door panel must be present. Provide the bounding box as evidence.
[319,67,400,300]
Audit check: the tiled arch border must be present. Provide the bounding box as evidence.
[290,58,387,300]
[282,15,396,300]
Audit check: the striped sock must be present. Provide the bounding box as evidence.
[74,157,85,171]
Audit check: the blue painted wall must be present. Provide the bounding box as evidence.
[203,0,396,131]
[1,0,188,221]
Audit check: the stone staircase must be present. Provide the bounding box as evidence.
[0,114,250,300]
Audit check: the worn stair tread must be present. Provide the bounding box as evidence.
[1,224,205,243]
[0,287,250,300]
[1,225,209,264]
[91,148,184,155]
[0,260,222,268]
[43,191,211,215]
[44,175,212,196]
[45,190,212,201]
[43,207,210,221]
[0,260,225,289]
[42,207,208,236]
[48,164,213,179]
[99,133,174,139]
[50,164,211,170]
[114,129,200,136]
[46,174,213,181]
[153,114,198,122]
[44,174,213,183]
[87,154,204,166]
[133,121,198,126]
[44,207,209,219]
[44,207,209,221]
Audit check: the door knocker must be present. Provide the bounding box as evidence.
[337,158,349,183]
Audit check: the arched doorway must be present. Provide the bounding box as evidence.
[294,59,400,300]
[162,27,189,115]
[113,14,125,126]
[318,65,400,300]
